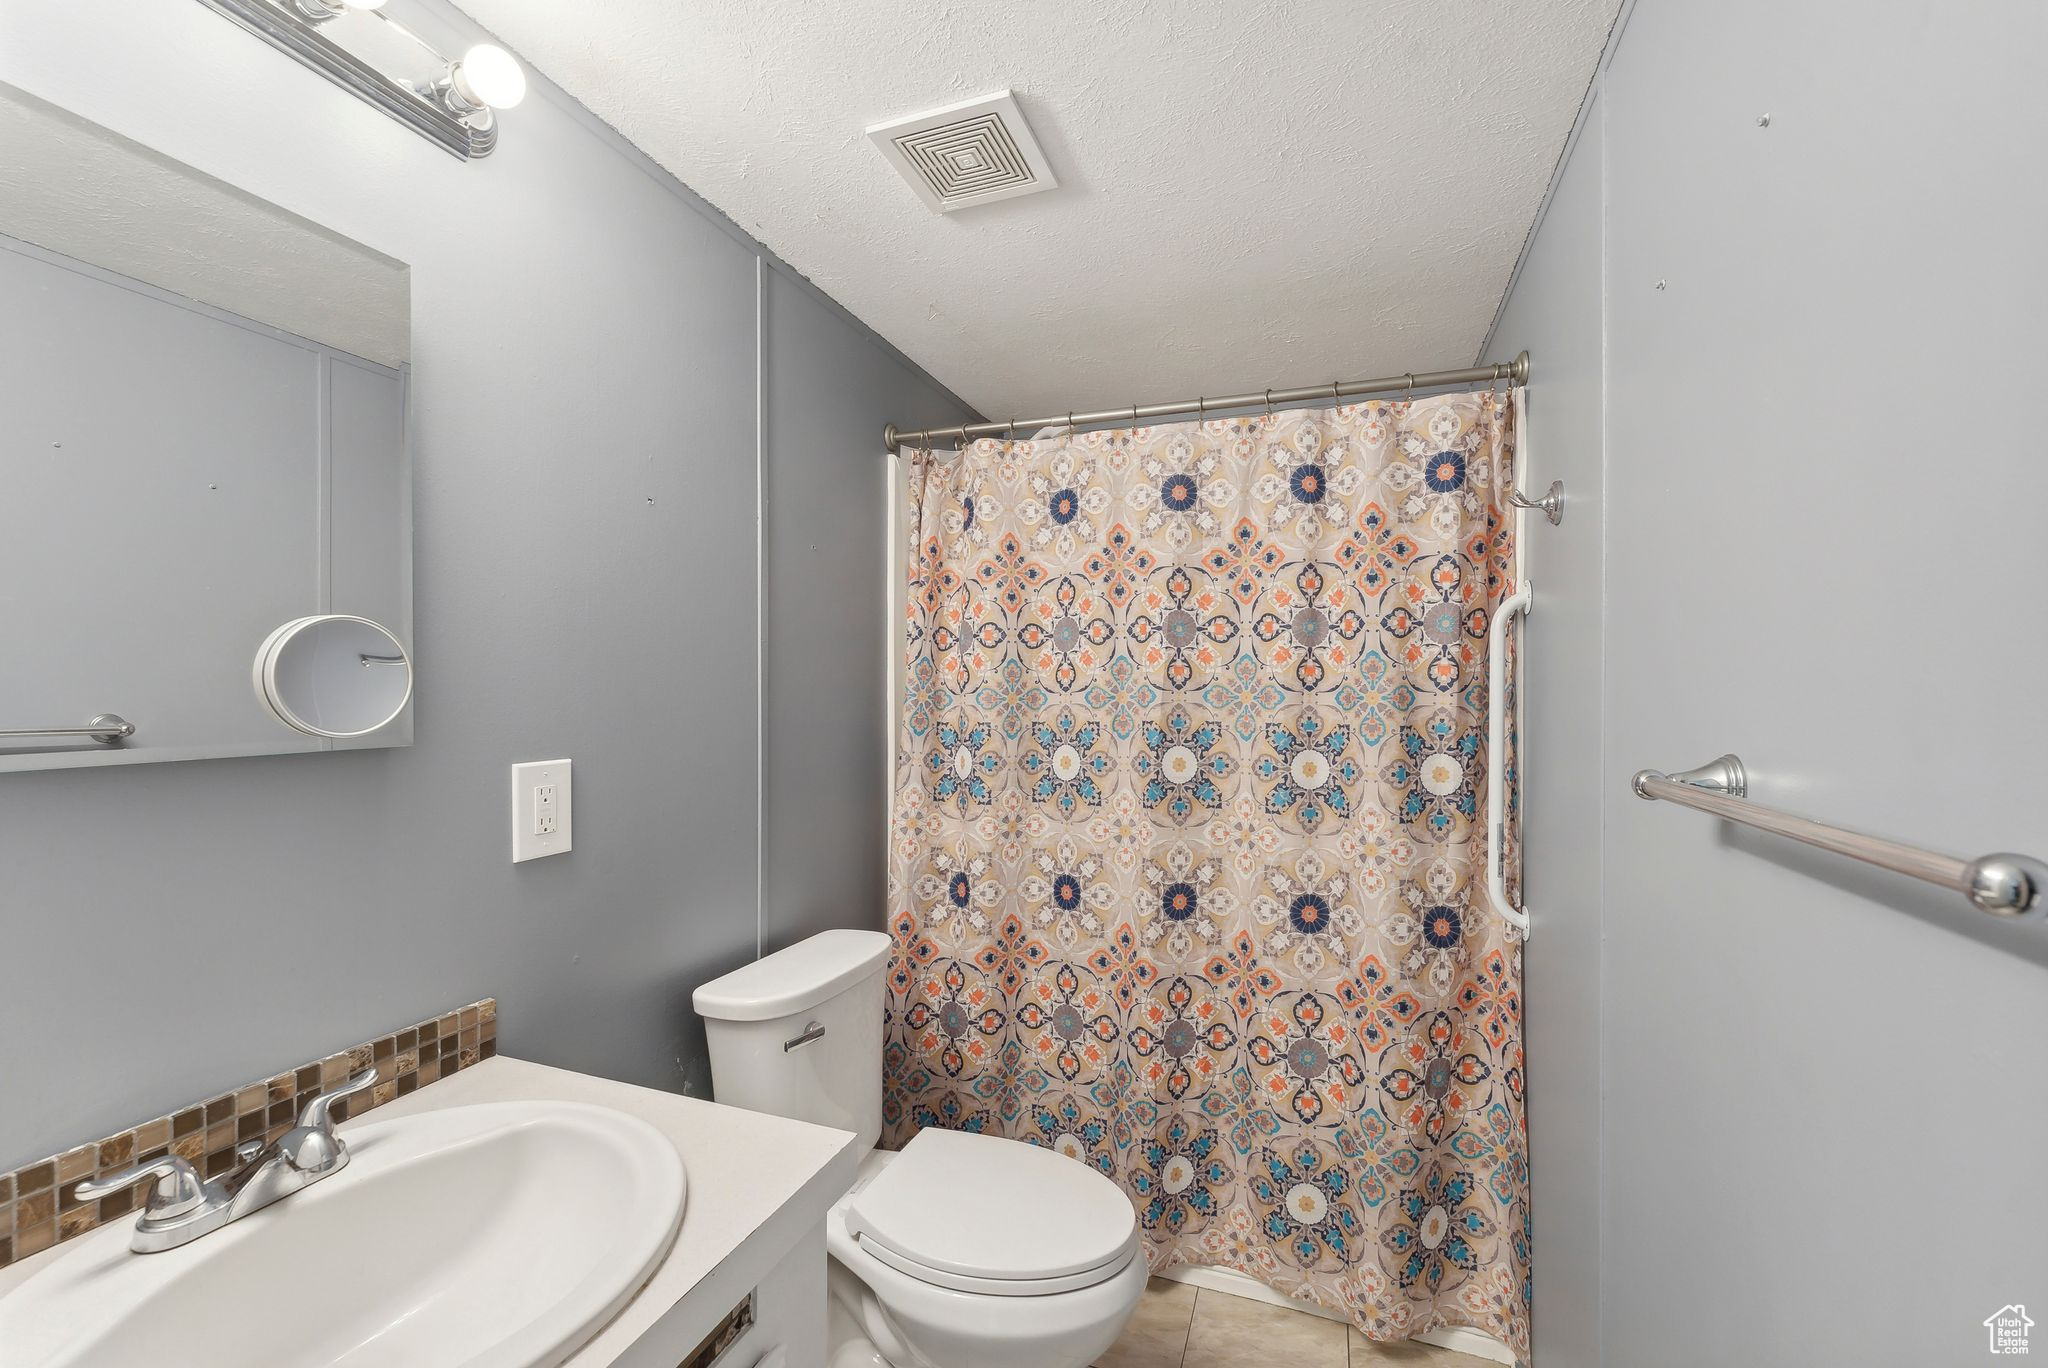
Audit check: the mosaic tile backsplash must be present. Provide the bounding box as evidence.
[0,998,496,1271]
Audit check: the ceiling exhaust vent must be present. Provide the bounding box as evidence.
[867,91,1058,213]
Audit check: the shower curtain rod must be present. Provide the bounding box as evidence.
[884,351,1529,450]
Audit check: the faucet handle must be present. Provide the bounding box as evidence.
[280,1067,379,1176]
[297,1066,378,1133]
[72,1155,208,1222]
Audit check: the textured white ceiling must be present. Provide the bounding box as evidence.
[0,83,407,367]
[452,0,1619,418]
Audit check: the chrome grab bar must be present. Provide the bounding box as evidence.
[0,714,134,745]
[1485,584,1532,936]
[1632,753,2046,918]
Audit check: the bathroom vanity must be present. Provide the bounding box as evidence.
[0,1059,860,1368]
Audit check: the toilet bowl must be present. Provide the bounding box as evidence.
[694,931,1147,1368]
[826,1135,1149,1368]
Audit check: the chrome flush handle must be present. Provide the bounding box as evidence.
[783,1022,826,1052]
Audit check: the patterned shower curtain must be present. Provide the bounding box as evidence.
[883,393,1529,1355]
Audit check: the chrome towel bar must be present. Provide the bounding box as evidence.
[0,714,135,745]
[1632,753,2046,918]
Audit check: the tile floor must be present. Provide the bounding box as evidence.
[1095,1278,1494,1368]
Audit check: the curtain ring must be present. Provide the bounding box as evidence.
[1006,418,1017,442]
[1264,388,1274,419]
[1330,381,1341,407]
[1196,395,1206,419]
[1405,373,1415,398]
[1067,411,1076,430]
[1129,404,1140,425]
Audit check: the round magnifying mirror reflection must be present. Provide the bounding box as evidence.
[253,615,412,739]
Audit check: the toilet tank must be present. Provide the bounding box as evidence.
[693,929,893,1152]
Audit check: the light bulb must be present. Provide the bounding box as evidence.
[451,44,526,110]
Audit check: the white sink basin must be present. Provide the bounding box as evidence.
[0,1101,686,1368]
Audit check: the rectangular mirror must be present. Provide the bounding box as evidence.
[0,82,411,771]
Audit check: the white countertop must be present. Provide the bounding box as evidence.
[0,1056,861,1367]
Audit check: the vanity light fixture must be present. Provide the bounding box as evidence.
[195,0,527,159]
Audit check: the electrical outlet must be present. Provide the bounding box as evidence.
[534,783,557,834]
[512,760,572,862]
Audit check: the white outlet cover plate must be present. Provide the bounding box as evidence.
[512,759,573,863]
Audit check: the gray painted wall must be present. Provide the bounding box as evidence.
[1492,1,2048,1362]
[0,0,968,1170]
[760,272,971,953]
[1485,94,1606,1368]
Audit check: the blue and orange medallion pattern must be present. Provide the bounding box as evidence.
[886,394,1529,1355]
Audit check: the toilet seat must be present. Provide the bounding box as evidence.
[855,1231,1142,1297]
[844,1130,1140,1297]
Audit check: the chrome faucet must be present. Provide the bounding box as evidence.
[72,1067,378,1253]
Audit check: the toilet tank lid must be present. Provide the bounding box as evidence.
[693,929,894,1022]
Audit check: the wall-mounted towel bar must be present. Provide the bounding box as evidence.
[0,714,135,745]
[1632,754,2046,918]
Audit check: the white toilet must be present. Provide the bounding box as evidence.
[695,930,1148,1368]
